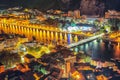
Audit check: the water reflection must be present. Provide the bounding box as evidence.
[114,45,120,59]
[73,39,120,60]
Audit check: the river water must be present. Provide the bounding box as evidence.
[72,40,120,61]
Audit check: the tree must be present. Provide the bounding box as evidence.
[108,18,120,31]
[0,50,21,68]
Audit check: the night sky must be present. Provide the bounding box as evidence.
[0,0,120,11]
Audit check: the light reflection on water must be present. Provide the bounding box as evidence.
[73,40,120,60]
[114,45,120,59]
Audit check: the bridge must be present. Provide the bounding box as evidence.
[67,33,104,48]
[0,17,104,46]
[0,20,92,45]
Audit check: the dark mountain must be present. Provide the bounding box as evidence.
[0,0,120,14]
[0,0,63,10]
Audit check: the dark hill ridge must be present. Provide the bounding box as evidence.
[0,0,65,10]
[0,0,120,15]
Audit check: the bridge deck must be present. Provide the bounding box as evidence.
[67,33,104,48]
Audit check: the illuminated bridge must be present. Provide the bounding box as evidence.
[67,33,104,48]
[0,17,103,46]
[0,22,89,45]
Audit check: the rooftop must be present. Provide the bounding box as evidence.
[24,54,35,59]
[0,63,3,66]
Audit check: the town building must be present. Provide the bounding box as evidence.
[24,54,35,63]
[0,63,5,73]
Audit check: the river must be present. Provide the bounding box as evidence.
[72,39,120,61]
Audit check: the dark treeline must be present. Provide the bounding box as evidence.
[0,0,120,11]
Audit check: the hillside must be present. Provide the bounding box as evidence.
[0,0,120,15]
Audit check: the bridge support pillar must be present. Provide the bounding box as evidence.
[67,33,72,44]
[60,32,63,44]
[64,33,67,45]
[74,35,78,42]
